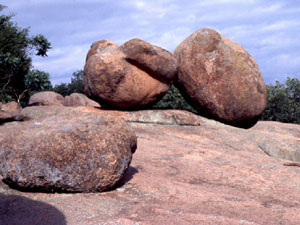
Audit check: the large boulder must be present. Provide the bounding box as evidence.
[174,28,267,127]
[64,93,100,107]
[83,39,177,108]
[0,106,137,192]
[0,101,20,122]
[28,91,65,106]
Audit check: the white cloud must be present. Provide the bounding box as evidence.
[151,27,192,51]
[262,20,300,31]
[32,44,90,85]
[253,2,282,14]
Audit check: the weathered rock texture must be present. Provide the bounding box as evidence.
[0,109,299,224]
[0,101,20,122]
[1,109,300,224]
[174,28,267,127]
[120,38,177,81]
[83,39,177,108]
[28,91,100,108]
[0,106,137,192]
[64,93,100,107]
[28,91,65,106]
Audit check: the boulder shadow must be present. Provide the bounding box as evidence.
[112,166,139,189]
[0,194,67,225]
[1,166,139,194]
[2,178,80,194]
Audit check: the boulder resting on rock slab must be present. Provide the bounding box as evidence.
[174,28,267,127]
[64,93,100,107]
[0,106,137,192]
[83,39,177,109]
[28,91,65,106]
[0,101,20,122]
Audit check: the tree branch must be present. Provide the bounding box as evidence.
[1,73,12,91]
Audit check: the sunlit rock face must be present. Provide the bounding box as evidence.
[174,28,267,127]
[83,39,177,109]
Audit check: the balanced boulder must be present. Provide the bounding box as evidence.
[83,39,177,108]
[28,91,65,106]
[174,28,267,127]
[0,106,137,192]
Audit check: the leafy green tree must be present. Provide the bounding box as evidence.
[53,70,84,96]
[261,77,300,124]
[25,69,52,92]
[152,85,198,113]
[0,5,51,103]
[53,83,70,97]
[68,70,84,94]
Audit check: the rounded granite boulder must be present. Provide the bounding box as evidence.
[0,106,137,193]
[64,93,100,107]
[83,39,177,109]
[28,91,65,106]
[174,28,267,127]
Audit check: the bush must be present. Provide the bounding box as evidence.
[53,70,84,96]
[152,85,198,113]
[261,77,300,124]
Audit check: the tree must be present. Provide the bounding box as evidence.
[261,77,300,124]
[25,69,52,92]
[68,70,84,94]
[0,5,51,103]
[152,85,198,113]
[24,69,52,99]
[53,70,84,96]
[52,83,70,97]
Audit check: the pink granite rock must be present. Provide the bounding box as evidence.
[1,109,299,224]
[0,106,137,193]
[28,91,65,106]
[0,101,20,122]
[174,28,267,127]
[64,93,100,107]
[83,39,177,109]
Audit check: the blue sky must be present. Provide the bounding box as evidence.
[1,0,300,85]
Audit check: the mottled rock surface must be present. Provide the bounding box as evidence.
[28,91,65,106]
[0,101,20,122]
[120,38,177,81]
[174,28,267,127]
[0,106,137,192]
[1,109,300,224]
[64,93,100,107]
[83,39,177,108]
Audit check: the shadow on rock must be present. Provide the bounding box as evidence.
[113,166,139,189]
[1,166,139,194]
[0,194,67,225]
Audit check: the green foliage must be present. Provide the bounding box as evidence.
[52,83,70,97]
[25,69,52,92]
[152,85,198,113]
[261,77,300,124]
[30,34,51,57]
[0,5,51,103]
[53,70,84,96]
[68,70,84,94]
